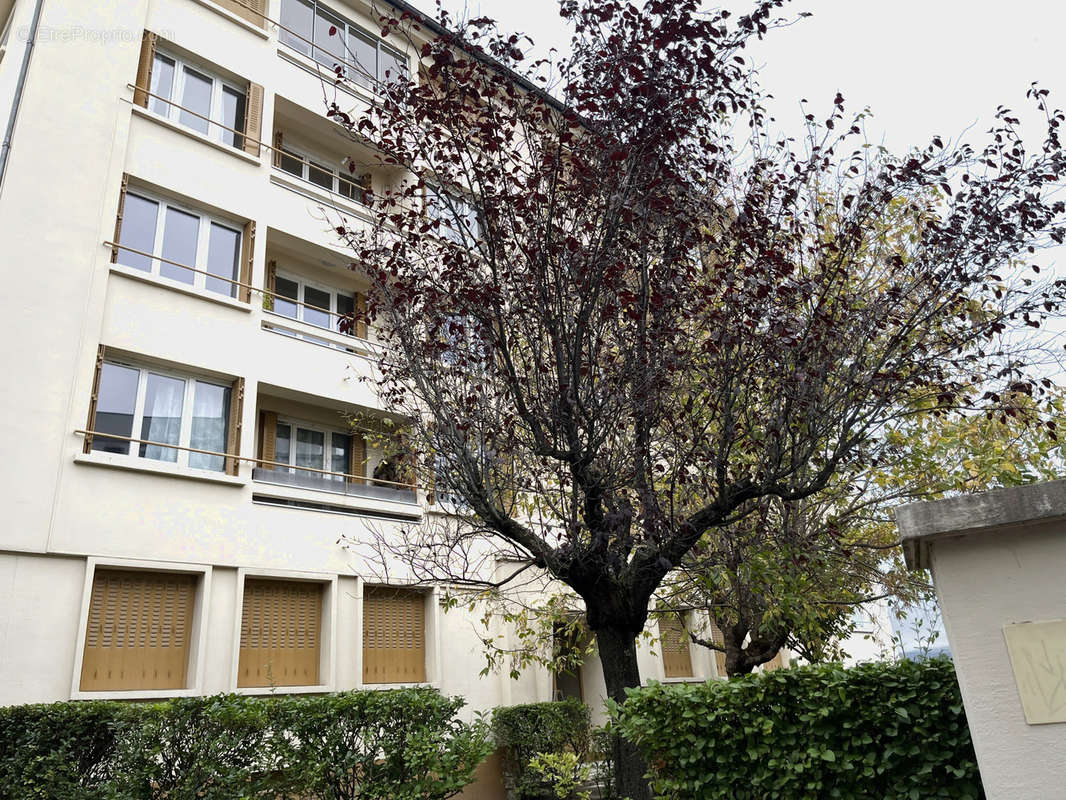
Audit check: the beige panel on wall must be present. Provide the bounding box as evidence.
[708,620,728,677]
[80,570,195,691]
[215,0,266,28]
[237,579,322,687]
[658,614,693,678]
[363,587,426,684]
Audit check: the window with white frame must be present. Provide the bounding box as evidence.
[279,0,409,92]
[148,49,247,148]
[271,271,356,337]
[115,190,243,298]
[276,143,371,205]
[91,361,232,472]
[272,417,353,481]
[427,190,481,244]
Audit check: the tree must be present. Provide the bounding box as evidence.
[320,1,1066,796]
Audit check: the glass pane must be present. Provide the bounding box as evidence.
[206,223,241,297]
[179,66,212,134]
[303,285,331,328]
[116,193,159,272]
[336,293,354,336]
[220,86,246,149]
[92,363,139,454]
[279,148,304,177]
[279,0,313,56]
[330,433,352,482]
[295,428,325,478]
[275,422,292,471]
[139,373,185,462]
[308,160,333,191]
[274,276,299,318]
[160,206,199,284]
[313,8,347,70]
[149,54,176,116]
[188,382,230,471]
[338,174,367,204]
[348,27,377,90]
[379,45,408,86]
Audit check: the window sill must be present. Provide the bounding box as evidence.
[233,684,334,696]
[269,170,374,224]
[188,0,270,38]
[75,451,248,486]
[109,262,254,312]
[130,104,262,166]
[71,687,204,701]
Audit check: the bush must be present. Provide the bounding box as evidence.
[614,657,983,800]
[0,689,491,800]
[492,701,591,800]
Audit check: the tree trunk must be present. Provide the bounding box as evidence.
[595,626,653,800]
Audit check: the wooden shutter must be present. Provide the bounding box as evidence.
[237,579,322,687]
[225,377,245,475]
[258,410,278,464]
[243,82,264,157]
[349,435,367,485]
[111,173,129,263]
[659,615,693,678]
[216,0,265,28]
[80,570,196,691]
[709,620,728,678]
[362,587,426,684]
[83,346,107,454]
[133,31,156,108]
[355,291,368,339]
[238,220,255,303]
[272,130,283,168]
[264,260,277,311]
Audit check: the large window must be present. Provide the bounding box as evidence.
[657,613,694,679]
[271,269,357,338]
[237,578,323,688]
[427,190,481,244]
[362,586,426,684]
[273,419,352,481]
[115,190,243,298]
[279,0,409,92]
[80,569,197,692]
[276,142,371,206]
[90,361,232,473]
[149,49,246,148]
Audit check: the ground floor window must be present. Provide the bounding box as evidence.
[362,586,426,684]
[657,613,694,678]
[237,578,323,687]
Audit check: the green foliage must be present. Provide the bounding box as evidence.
[492,701,591,800]
[0,689,491,800]
[614,658,982,800]
[527,752,591,800]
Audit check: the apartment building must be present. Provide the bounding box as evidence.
[0,0,756,720]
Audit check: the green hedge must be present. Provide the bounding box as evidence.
[614,657,982,800]
[0,688,491,800]
[492,700,591,799]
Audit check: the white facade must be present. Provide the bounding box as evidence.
[0,0,743,725]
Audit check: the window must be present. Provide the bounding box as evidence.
[271,269,358,337]
[237,579,323,687]
[90,361,232,473]
[115,190,243,298]
[362,586,426,684]
[275,142,371,206]
[148,49,246,148]
[279,0,409,92]
[273,418,352,481]
[658,613,694,678]
[427,190,480,244]
[708,619,728,678]
[79,569,197,691]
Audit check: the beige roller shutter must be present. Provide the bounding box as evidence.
[355,291,368,339]
[350,435,367,485]
[243,83,264,157]
[80,570,196,691]
[225,377,245,475]
[658,614,693,679]
[764,651,785,671]
[709,619,728,678]
[258,410,277,465]
[133,31,157,108]
[362,587,426,684]
[216,0,266,28]
[237,579,322,687]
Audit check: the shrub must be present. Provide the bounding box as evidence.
[492,700,591,800]
[614,657,983,800]
[0,700,128,799]
[0,689,491,800]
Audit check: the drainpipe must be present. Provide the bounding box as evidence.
[0,0,47,196]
